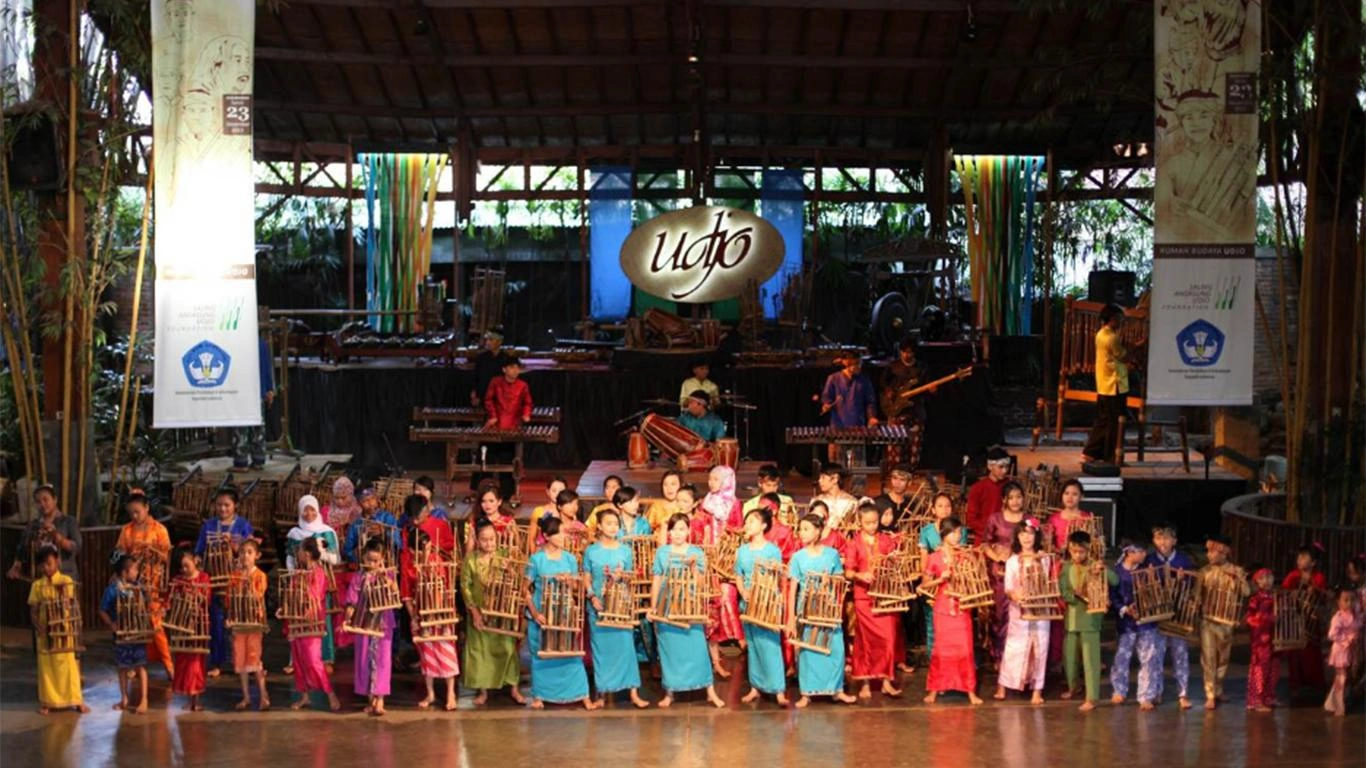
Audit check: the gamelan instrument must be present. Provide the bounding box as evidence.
[639,413,707,460]
[342,567,402,638]
[739,560,787,631]
[203,531,237,590]
[35,579,84,654]
[595,569,639,630]
[788,424,918,475]
[626,430,650,469]
[410,405,561,424]
[1273,590,1308,652]
[535,574,587,658]
[278,569,327,639]
[1158,568,1203,641]
[1201,569,1246,627]
[1130,566,1174,624]
[225,572,269,634]
[1083,562,1110,614]
[625,535,658,614]
[114,585,156,645]
[410,411,560,487]
[946,546,993,610]
[790,572,848,655]
[480,554,528,639]
[164,578,211,653]
[649,558,709,628]
[1018,554,1063,621]
[677,446,716,472]
[713,437,740,469]
[414,558,461,642]
[867,552,915,614]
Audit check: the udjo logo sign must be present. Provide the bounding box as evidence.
[620,206,785,303]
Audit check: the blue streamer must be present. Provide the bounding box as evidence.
[1020,156,1042,334]
[363,153,379,330]
[588,167,634,320]
[760,170,805,319]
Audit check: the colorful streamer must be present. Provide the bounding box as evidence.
[955,155,1043,335]
[362,153,445,333]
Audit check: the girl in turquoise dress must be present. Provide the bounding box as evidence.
[736,507,788,705]
[612,487,654,538]
[787,513,857,707]
[651,513,725,708]
[524,516,597,709]
[583,510,651,708]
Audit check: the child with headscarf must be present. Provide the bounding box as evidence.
[692,465,744,678]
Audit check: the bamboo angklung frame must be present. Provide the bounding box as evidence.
[14,529,56,581]
[625,535,657,615]
[1064,516,1106,560]
[1158,568,1202,641]
[132,546,167,600]
[321,561,344,615]
[114,585,155,644]
[495,523,526,557]
[343,567,402,638]
[1131,565,1174,624]
[1018,554,1064,621]
[790,572,847,655]
[1083,563,1110,614]
[415,558,461,642]
[358,520,401,569]
[946,546,993,610]
[708,531,742,582]
[164,578,211,653]
[868,553,914,614]
[1202,571,1245,627]
[740,559,787,631]
[562,526,590,560]
[595,569,639,629]
[36,580,84,654]
[650,560,708,628]
[278,569,327,638]
[225,572,268,634]
[481,554,528,638]
[203,531,236,590]
[536,574,587,658]
[1273,589,1308,651]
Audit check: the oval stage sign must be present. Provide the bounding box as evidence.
[619,206,785,304]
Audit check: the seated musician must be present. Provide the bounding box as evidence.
[678,358,720,409]
[342,488,400,566]
[678,389,726,443]
[742,464,793,514]
[469,328,509,407]
[820,354,878,465]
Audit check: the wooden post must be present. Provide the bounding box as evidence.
[345,142,354,310]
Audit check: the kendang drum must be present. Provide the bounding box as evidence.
[677,447,715,472]
[713,438,740,469]
[639,413,706,459]
[627,430,650,469]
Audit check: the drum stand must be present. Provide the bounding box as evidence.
[725,388,758,461]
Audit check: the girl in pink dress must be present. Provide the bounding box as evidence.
[1324,588,1361,716]
[694,465,745,677]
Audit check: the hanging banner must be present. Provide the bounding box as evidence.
[1148,0,1259,405]
[620,206,785,304]
[151,0,260,427]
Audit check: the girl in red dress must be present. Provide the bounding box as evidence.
[168,548,209,711]
[1282,543,1329,694]
[846,503,903,699]
[693,465,745,678]
[922,516,983,705]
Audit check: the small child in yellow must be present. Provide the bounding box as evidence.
[29,545,89,715]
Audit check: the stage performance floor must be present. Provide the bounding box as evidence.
[1,627,1358,768]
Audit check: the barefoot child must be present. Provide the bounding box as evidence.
[583,510,651,709]
[1144,523,1195,708]
[1110,544,1157,709]
[652,513,726,709]
[786,513,857,708]
[921,517,983,706]
[99,554,149,714]
[997,520,1050,705]
[523,516,597,711]
[846,502,903,700]
[1198,535,1248,710]
[734,507,788,706]
[1324,588,1361,716]
[400,494,461,711]
[460,520,526,706]
[347,542,398,716]
[232,540,270,711]
[279,537,342,712]
[1245,568,1278,712]
[168,547,210,711]
[1059,530,1116,712]
[29,545,89,715]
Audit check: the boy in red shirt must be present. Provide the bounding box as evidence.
[483,357,532,430]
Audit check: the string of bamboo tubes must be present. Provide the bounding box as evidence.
[536,574,586,658]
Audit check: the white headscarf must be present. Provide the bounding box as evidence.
[287,494,337,567]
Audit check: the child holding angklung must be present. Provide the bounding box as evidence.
[524,516,596,710]
[1144,523,1195,709]
[460,519,526,706]
[1198,534,1249,710]
[846,502,902,700]
[1059,529,1116,712]
[1282,543,1329,697]
[693,465,745,679]
[400,493,460,711]
[652,513,725,709]
[99,553,147,714]
[583,509,650,708]
[1324,588,1361,716]
[279,537,342,712]
[347,541,398,716]
[996,519,1050,705]
[917,491,958,657]
[29,545,88,716]
[921,516,981,706]
[1245,567,1278,713]
[232,539,270,711]
[1109,544,1158,709]
[786,513,857,708]
[735,506,787,706]
[168,547,210,712]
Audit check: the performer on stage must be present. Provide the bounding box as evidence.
[280,537,342,713]
[9,484,81,581]
[1324,588,1361,716]
[918,491,959,656]
[997,520,1051,704]
[344,488,399,565]
[115,493,173,679]
[286,495,340,671]
[469,327,509,407]
[460,520,526,706]
[524,517,596,710]
[735,507,787,706]
[98,554,149,714]
[346,543,397,717]
[966,447,1011,543]
[28,545,88,716]
[168,547,210,712]
[880,338,925,469]
[652,513,725,708]
[756,493,797,561]
[1059,530,1116,711]
[647,470,685,533]
[694,466,744,677]
[921,516,981,705]
[1110,544,1157,708]
[194,487,253,679]
[982,481,1035,668]
[1144,523,1195,709]
[1282,543,1328,695]
[873,465,914,531]
[1082,304,1129,464]
[787,513,857,707]
[480,356,533,500]
[536,489,588,551]
[846,503,903,699]
[1198,534,1249,710]
[231,540,270,712]
[399,494,460,711]
[813,464,858,534]
[807,500,848,556]
[583,510,649,708]
[678,358,720,408]
[1245,567,1278,713]
[609,487,654,538]
[527,476,568,547]
[679,389,726,443]
[820,354,878,464]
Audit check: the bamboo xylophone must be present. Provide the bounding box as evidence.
[408,424,561,445]
[411,406,562,424]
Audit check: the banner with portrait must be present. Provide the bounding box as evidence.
[151,0,261,427]
[1148,0,1259,405]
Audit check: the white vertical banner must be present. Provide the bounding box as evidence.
[151,0,260,427]
[1149,0,1259,405]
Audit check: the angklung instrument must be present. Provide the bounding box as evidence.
[1272,589,1308,651]
[595,568,639,630]
[277,569,327,639]
[649,558,709,629]
[1083,561,1110,614]
[867,552,915,615]
[414,556,461,643]
[1202,569,1246,627]
[625,535,657,615]
[357,519,401,569]
[535,574,587,658]
[790,572,847,655]
[1017,553,1063,621]
[946,546,993,610]
[225,571,269,634]
[342,567,402,638]
[165,577,211,653]
[480,554,528,639]
[739,559,787,631]
[203,531,237,590]
[1131,565,1174,624]
[1158,568,1202,641]
[35,579,85,654]
[114,584,156,645]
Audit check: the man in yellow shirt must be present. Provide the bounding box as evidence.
[1083,304,1130,463]
[678,359,720,408]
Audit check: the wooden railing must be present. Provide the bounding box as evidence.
[1221,492,1366,577]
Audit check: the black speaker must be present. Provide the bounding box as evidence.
[4,105,63,191]
[1087,270,1136,308]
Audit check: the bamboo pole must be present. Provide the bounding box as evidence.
[58,0,79,513]
[107,161,153,517]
